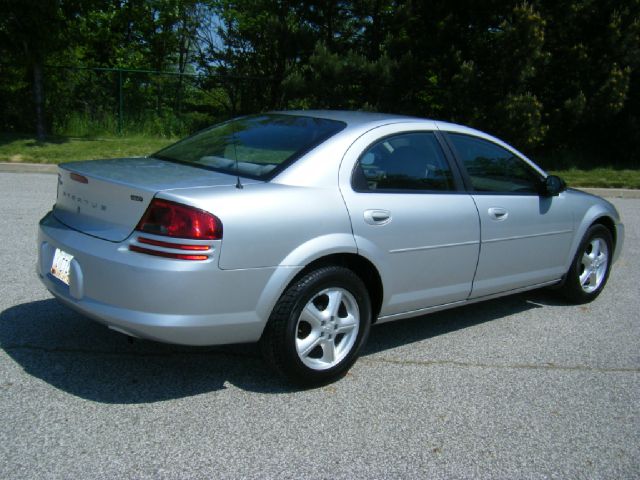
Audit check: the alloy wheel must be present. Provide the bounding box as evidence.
[579,237,609,293]
[295,287,360,371]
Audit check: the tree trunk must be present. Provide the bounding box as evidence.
[32,58,46,141]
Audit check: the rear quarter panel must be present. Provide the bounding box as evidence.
[161,183,356,270]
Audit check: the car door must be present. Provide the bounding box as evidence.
[339,124,480,317]
[444,132,574,298]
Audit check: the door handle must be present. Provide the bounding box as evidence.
[364,209,391,225]
[488,207,508,221]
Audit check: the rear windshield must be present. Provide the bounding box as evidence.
[152,114,346,180]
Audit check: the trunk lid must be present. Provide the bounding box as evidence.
[53,157,250,242]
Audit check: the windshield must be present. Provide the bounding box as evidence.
[152,114,346,180]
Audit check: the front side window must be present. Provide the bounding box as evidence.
[447,133,542,193]
[352,132,455,192]
[153,114,346,179]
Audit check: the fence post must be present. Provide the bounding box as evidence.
[118,69,123,135]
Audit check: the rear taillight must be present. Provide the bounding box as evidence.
[135,199,222,240]
[130,199,222,261]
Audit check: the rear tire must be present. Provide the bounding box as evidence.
[561,224,613,304]
[260,266,371,386]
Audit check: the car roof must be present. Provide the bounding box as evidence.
[276,110,499,141]
[276,110,510,148]
[277,110,423,129]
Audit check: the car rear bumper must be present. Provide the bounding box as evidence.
[37,212,291,346]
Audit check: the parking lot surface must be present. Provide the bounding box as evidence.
[1,172,638,479]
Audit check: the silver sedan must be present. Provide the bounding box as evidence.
[37,111,624,384]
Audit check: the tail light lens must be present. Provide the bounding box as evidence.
[135,199,222,240]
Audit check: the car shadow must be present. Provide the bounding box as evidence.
[0,299,288,402]
[363,289,556,355]
[1,291,558,403]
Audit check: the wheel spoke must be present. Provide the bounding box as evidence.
[579,266,592,286]
[582,252,593,268]
[598,258,608,274]
[300,304,325,328]
[335,314,357,334]
[321,339,336,363]
[591,239,601,258]
[325,290,344,317]
[297,333,322,358]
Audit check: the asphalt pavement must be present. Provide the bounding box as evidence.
[0,172,638,479]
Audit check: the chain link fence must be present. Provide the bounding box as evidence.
[0,64,257,138]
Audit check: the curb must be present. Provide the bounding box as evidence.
[0,162,58,174]
[1,162,638,199]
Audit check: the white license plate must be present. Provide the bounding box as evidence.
[51,248,73,285]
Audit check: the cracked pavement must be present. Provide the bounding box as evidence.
[1,172,638,479]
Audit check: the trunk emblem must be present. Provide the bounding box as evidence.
[130,195,143,202]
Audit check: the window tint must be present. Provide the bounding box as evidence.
[448,134,542,193]
[353,132,455,192]
[153,114,345,179]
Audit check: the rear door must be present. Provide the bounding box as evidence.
[443,133,574,298]
[339,123,480,317]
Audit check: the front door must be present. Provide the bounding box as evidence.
[444,132,574,298]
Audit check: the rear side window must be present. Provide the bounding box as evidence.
[447,134,542,193]
[153,114,346,180]
[352,132,455,192]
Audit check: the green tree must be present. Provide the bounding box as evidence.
[0,0,84,139]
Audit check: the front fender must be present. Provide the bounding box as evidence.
[564,196,623,272]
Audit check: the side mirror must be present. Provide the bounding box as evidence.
[542,175,566,196]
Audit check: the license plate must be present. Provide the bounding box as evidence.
[51,248,73,285]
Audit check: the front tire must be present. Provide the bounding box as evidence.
[260,266,371,386]
[561,224,613,304]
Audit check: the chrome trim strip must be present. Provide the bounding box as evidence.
[482,229,573,244]
[389,239,479,254]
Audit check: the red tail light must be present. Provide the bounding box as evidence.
[135,199,222,240]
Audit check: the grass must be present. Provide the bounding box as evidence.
[548,168,640,189]
[0,133,174,164]
[0,133,638,188]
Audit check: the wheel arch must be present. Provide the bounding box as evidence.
[559,217,616,303]
[565,201,620,273]
[289,253,384,321]
[570,213,618,268]
[256,251,384,331]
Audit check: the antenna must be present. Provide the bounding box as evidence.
[232,119,243,189]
